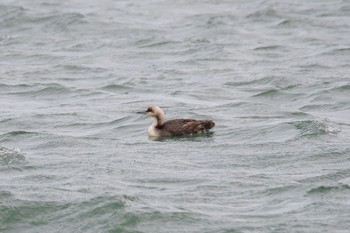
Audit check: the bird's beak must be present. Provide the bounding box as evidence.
[136,111,145,114]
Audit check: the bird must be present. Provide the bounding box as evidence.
[144,106,215,137]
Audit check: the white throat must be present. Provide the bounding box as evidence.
[148,118,159,137]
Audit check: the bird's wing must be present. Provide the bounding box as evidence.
[159,119,212,136]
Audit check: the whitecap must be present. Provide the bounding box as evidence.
[0,146,27,166]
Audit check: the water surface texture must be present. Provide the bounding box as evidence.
[1,0,350,232]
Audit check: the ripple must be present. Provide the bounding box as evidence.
[0,190,13,198]
[321,47,350,56]
[246,8,282,21]
[138,40,180,48]
[224,76,298,88]
[307,184,350,194]
[0,4,25,27]
[5,83,95,99]
[252,89,280,97]
[0,5,85,33]
[331,83,350,92]
[1,131,34,137]
[5,83,71,97]
[261,185,300,197]
[99,84,132,93]
[253,45,284,51]
[0,195,132,232]
[77,195,127,218]
[0,83,32,91]
[35,86,71,96]
[40,12,87,33]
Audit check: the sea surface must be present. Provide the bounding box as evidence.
[1,0,350,232]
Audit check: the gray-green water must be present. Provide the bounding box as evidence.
[1,0,350,232]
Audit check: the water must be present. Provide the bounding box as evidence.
[1,0,350,232]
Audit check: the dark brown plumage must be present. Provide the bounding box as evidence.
[145,106,215,137]
[156,119,215,136]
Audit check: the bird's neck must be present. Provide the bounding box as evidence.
[153,114,165,127]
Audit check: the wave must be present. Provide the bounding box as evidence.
[1,130,36,137]
[0,193,202,233]
[58,114,146,138]
[99,84,132,93]
[252,89,280,97]
[65,115,137,129]
[41,12,87,32]
[200,14,238,28]
[0,195,128,232]
[329,83,350,92]
[261,185,300,196]
[0,4,25,27]
[253,45,284,51]
[1,4,86,33]
[34,85,73,96]
[291,119,340,138]
[138,40,180,49]
[307,184,350,194]
[1,83,68,96]
[0,83,31,90]
[246,7,282,21]
[0,146,26,166]
[224,76,299,88]
[320,47,350,56]
[300,103,350,112]
[4,83,96,98]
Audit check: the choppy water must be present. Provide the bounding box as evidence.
[1,0,350,232]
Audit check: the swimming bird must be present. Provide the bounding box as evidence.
[144,106,215,137]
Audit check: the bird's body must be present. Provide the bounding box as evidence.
[145,106,215,137]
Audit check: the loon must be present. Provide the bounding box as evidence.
[144,106,215,137]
